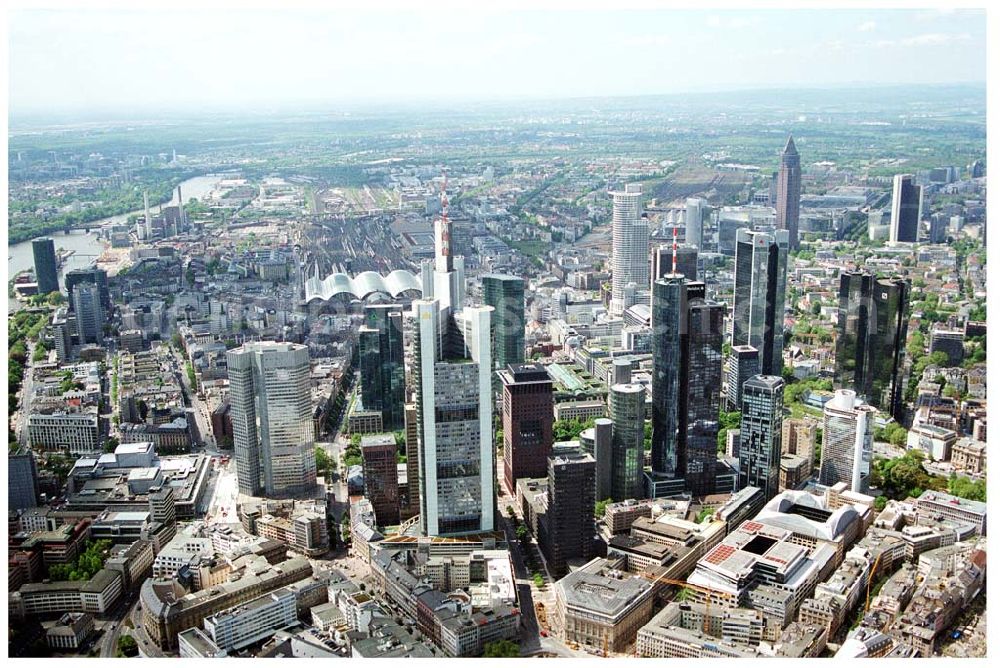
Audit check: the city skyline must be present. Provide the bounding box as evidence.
[5,3,988,659]
[8,6,988,118]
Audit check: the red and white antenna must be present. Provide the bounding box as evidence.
[672,225,678,274]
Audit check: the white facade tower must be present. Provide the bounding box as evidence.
[819,389,875,494]
[413,178,494,536]
[144,190,153,240]
[685,197,706,251]
[610,183,647,317]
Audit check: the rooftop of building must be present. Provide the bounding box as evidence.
[178,627,224,656]
[917,490,987,514]
[351,618,435,658]
[360,433,396,449]
[558,557,654,616]
[500,362,552,384]
[753,489,861,542]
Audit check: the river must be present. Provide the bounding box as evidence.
[8,174,226,280]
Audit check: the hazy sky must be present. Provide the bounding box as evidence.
[8,7,987,117]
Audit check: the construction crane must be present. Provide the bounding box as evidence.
[864,550,885,612]
[640,572,720,635]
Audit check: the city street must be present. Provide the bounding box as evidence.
[167,343,217,448]
[98,590,141,657]
[205,458,239,524]
[12,340,37,444]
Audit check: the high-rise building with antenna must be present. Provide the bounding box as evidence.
[413,175,495,536]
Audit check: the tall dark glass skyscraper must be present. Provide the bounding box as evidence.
[72,282,104,345]
[609,383,645,501]
[541,443,596,577]
[650,275,724,498]
[9,448,40,511]
[66,266,110,312]
[775,136,801,250]
[835,271,910,419]
[738,375,784,501]
[32,237,59,295]
[732,228,788,377]
[889,174,922,243]
[482,275,525,373]
[358,304,405,431]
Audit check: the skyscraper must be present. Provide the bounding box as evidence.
[732,228,789,377]
[32,237,59,295]
[819,390,875,494]
[540,443,596,577]
[580,418,614,502]
[650,276,724,498]
[401,403,420,521]
[413,187,495,537]
[889,174,922,243]
[226,342,317,498]
[482,274,526,371]
[835,271,910,419]
[737,375,785,501]
[726,345,761,412]
[72,282,104,344]
[685,198,706,251]
[414,300,493,536]
[358,304,405,431]
[608,383,645,501]
[9,448,40,511]
[65,266,110,312]
[775,136,801,250]
[361,434,400,527]
[610,184,648,317]
[144,190,154,240]
[499,363,554,495]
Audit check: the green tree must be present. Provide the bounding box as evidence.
[117,635,138,657]
[483,639,520,658]
[341,514,351,545]
[696,506,715,523]
[948,474,986,502]
[719,411,742,431]
[885,424,908,447]
[594,497,612,519]
[553,417,597,442]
